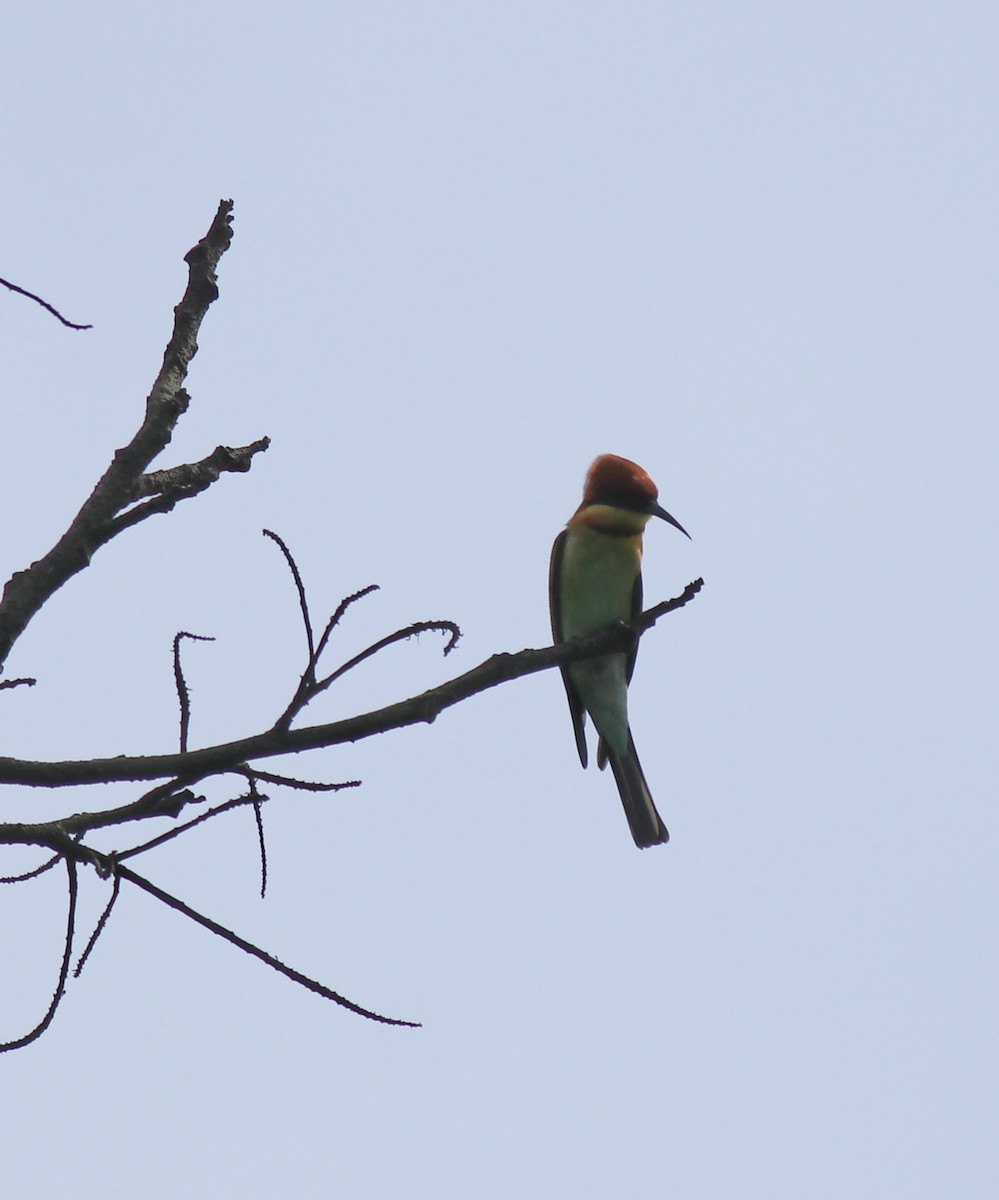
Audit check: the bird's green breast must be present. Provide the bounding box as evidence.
[559,523,642,639]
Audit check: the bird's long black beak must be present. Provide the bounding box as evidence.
[649,501,691,539]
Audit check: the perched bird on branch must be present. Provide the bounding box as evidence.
[550,454,690,848]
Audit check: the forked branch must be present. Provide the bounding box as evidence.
[0,200,268,672]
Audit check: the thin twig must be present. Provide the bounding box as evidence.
[115,793,263,861]
[314,620,461,699]
[249,778,268,899]
[0,851,61,883]
[73,871,121,978]
[244,768,361,793]
[314,585,381,667]
[0,677,36,692]
[1,276,92,329]
[116,861,420,1027]
[263,529,315,664]
[0,857,78,1053]
[173,631,216,752]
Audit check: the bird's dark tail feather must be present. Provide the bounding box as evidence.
[601,731,669,848]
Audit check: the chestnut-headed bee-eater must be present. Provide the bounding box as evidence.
[549,454,690,848]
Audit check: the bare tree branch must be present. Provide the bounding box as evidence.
[108,438,271,536]
[0,578,703,801]
[134,440,272,502]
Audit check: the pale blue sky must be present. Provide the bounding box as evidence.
[2,4,997,1197]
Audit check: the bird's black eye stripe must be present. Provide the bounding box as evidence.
[588,489,651,513]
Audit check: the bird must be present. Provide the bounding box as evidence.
[549,454,690,848]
